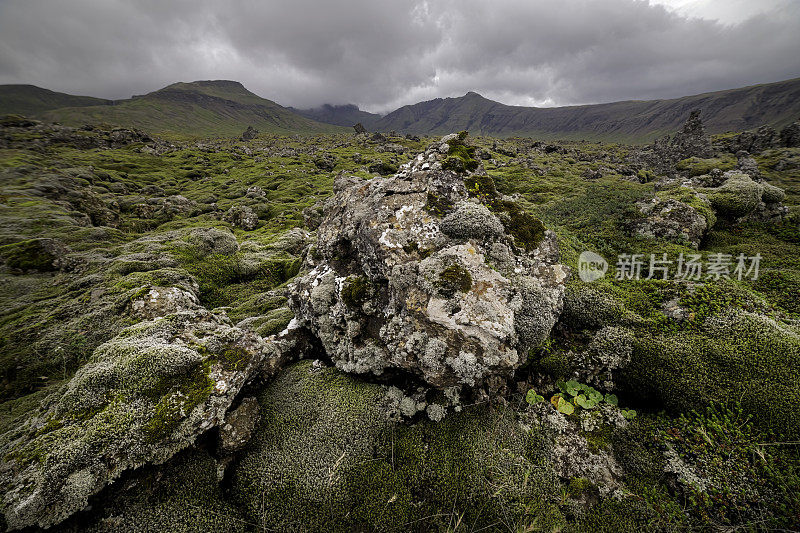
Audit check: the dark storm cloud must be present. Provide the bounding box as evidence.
[0,0,798,112]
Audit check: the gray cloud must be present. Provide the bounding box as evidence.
[0,0,798,113]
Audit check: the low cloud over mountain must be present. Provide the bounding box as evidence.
[0,0,798,112]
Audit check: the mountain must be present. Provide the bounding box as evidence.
[28,80,345,137]
[292,103,382,129]
[4,77,799,141]
[374,78,800,142]
[0,84,111,116]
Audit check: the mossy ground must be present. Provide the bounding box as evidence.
[2,126,800,530]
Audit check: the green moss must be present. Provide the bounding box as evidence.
[143,360,214,443]
[231,361,566,532]
[675,156,736,176]
[658,403,800,529]
[620,311,800,439]
[567,477,594,498]
[536,351,572,379]
[707,173,763,218]
[437,263,473,296]
[463,173,547,250]
[463,173,499,199]
[503,206,547,250]
[0,239,59,272]
[58,448,249,532]
[424,191,454,216]
[441,132,479,173]
[584,426,612,454]
[341,275,370,309]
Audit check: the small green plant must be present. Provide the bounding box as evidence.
[525,389,545,405]
[546,380,635,418]
[550,394,575,415]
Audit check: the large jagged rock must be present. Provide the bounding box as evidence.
[289,134,568,389]
[718,125,779,154]
[0,309,296,530]
[239,126,258,141]
[633,110,713,174]
[779,119,800,148]
[668,110,713,159]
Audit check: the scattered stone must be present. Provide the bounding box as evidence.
[240,126,258,141]
[223,204,259,230]
[218,397,260,455]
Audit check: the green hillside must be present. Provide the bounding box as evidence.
[375,78,800,142]
[36,80,346,137]
[0,84,111,116]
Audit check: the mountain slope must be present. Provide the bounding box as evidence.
[0,84,111,116]
[35,80,345,137]
[291,104,382,129]
[375,78,800,142]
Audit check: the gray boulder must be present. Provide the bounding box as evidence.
[288,136,568,389]
[633,195,711,248]
[223,204,258,230]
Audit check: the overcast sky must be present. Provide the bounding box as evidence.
[0,0,798,113]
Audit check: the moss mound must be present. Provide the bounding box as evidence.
[231,361,566,532]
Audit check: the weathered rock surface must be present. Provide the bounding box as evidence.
[718,125,779,154]
[289,135,568,388]
[223,204,258,230]
[0,309,295,530]
[632,195,710,248]
[779,119,800,148]
[217,396,260,455]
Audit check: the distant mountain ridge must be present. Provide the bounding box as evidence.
[2,77,799,141]
[291,103,381,129]
[2,80,344,137]
[0,84,111,116]
[371,79,800,142]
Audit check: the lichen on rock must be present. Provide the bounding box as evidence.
[0,309,294,530]
[288,135,568,389]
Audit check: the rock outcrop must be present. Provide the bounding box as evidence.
[707,170,787,222]
[0,310,299,530]
[633,110,714,174]
[239,126,258,141]
[289,133,568,389]
[632,195,711,248]
[780,119,800,148]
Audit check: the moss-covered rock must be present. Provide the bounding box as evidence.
[0,238,69,273]
[59,448,249,533]
[0,309,278,530]
[620,310,800,438]
[706,171,763,218]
